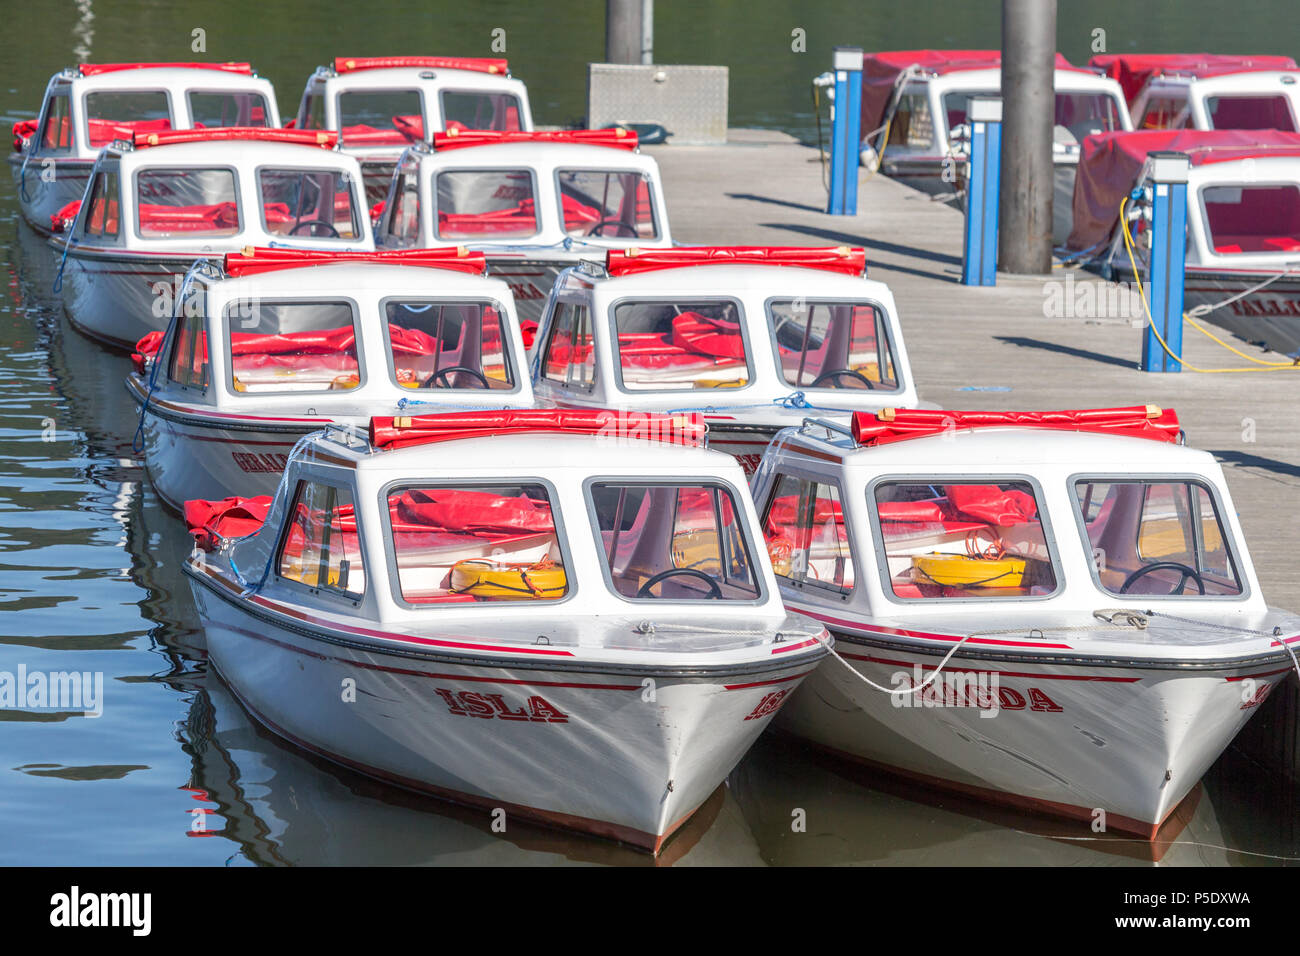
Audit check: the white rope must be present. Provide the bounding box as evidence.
[816,629,974,695]
[1186,263,1300,318]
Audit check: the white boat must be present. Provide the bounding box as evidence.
[183,409,828,854]
[856,50,1132,244]
[127,247,534,509]
[1091,53,1300,132]
[9,62,279,236]
[373,129,672,325]
[750,405,1300,839]
[49,128,373,350]
[289,56,534,203]
[528,246,924,476]
[1068,128,1300,357]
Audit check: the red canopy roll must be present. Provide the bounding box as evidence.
[370,409,706,451]
[185,495,273,550]
[79,62,253,77]
[223,246,486,277]
[1089,53,1299,106]
[433,128,636,152]
[850,406,1182,447]
[606,245,866,278]
[334,56,508,75]
[133,128,337,149]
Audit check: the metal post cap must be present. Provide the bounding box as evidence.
[832,47,863,71]
[1148,151,1191,184]
[968,96,1003,123]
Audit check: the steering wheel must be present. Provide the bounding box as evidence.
[636,568,723,599]
[587,218,637,238]
[423,365,490,389]
[1119,561,1206,596]
[289,218,340,238]
[809,368,876,390]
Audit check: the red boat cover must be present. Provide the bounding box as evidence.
[186,495,273,550]
[49,199,82,233]
[945,484,1037,526]
[860,50,1081,133]
[223,246,485,277]
[1089,53,1299,106]
[133,128,336,149]
[606,246,866,277]
[370,409,706,450]
[334,56,508,75]
[12,119,37,151]
[850,406,1182,447]
[1067,129,1300,250]
[432,128,636,152]
[79,62,253,76]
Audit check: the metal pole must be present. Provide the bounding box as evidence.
[963,97,1002,286]
[1141,152,1190,373]
[641,0,654,65]
[999,0,1056,274]
[605,0,643,65]
[827,47,863,216]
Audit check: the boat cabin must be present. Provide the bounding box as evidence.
[528,246,922,476]
[374,130,672,321]
[1093,54,1300,132]
[291,57,534,200]
[10,62,280,233]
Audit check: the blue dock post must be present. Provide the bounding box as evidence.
[827,46,863,216]
[962,96,1002,286]
[1141,151,1190,373]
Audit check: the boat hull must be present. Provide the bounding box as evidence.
[8,154,94,236]
[57,244,196,350]
[188,567,819,852]
[778,625,1282,837]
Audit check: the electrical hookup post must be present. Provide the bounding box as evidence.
[827,46,862,216]
[962,96,1002,286]
[1141,151,1191,372]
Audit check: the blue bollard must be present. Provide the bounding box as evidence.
[827,46,863,216]
[961,96,1002,286]
[1141,151,1190,373]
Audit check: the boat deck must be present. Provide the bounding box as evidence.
[647,129,1300,611]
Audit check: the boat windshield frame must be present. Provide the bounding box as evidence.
[130,162,243,241]
[762,294,904,394]
[220,295,366,397]
[253,163,365,242]
[377,294,523,394]
[551,165,661,242]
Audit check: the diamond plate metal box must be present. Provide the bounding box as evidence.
[587,64,729,145]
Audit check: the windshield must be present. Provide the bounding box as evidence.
[1206,95,1297,131]
[136,167,239,237]
[556,169,657,239]
[224,300,360,393]
[85,90,172,147]
[942,90,1124,142]
[589,482,761,601]
[1076,479,1242,597]
[258,167,361,239]
[612,300,749,391]
[769,299,897,390]
[439,90,523,131]
[1203,184,1300,254]
[384,299,515,390]
[337,89,424,146]
[435,169,538,239]
[187,90,271,128]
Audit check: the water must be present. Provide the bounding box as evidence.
[3,0,1300,866]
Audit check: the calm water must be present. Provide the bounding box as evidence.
[2,0,1300,866]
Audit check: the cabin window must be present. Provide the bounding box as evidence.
[84,90,172,148]
[258,167,361,239]
[224,300,361,394]
[434,169,538,240]
[39,92,73,152]
[279,481,366,599]
[556,169,657,239]
[885,93,934,149]
[81,167,121,239]
[385,163,421,246]
[768,299,898,390]
[299,92,326,131]
[1075,479,1243,597]
[440,90,523,132]
[762,474,854,594]
[187,91,271,128]
[337,90,424,146]
[384,298,515,390]
[1202,184,1300,254]
[1206,95,1296,131]
[135,167,239,237]
[589,482,761,602]
[872,479,1058,600]
[943,91,1123,141]
[167,294,209,390]
[385,482,567,605]
[1138,96,1189,130]
[611,299,750,392]
[541,301,595,389]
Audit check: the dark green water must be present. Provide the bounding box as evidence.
[3,0,1300,865]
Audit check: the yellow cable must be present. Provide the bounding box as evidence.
[1119,196,1300,374]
